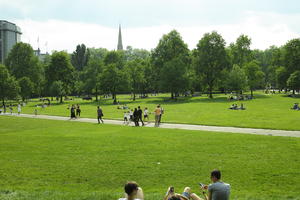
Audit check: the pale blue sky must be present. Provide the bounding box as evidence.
[1,0,300,52]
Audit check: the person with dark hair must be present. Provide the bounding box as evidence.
[133,108,139,126]
[76,104,81,117]
[154,105,161,127]
[201,169,230,200]
[97,106,104,124]
[70,105,76,119]
[137,106,144,126]
[119,181,144,200]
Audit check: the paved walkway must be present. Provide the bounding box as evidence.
[1,113,300,138]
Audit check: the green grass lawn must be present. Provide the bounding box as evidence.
[17,92,300,131]
[0,116,299,200]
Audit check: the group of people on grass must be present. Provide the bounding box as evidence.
[119,169,230,200]
[0,103,22,115]
[228,103,246,110]
[68,104,81,119]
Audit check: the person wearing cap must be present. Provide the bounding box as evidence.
[119,181,144,200]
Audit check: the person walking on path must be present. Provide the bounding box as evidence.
[158,104,164,123]
[154,105,162,127]
[97,106,104,124]
[137,106,144,126]
[76,104,81,117]
[143,107,149,123]
[70,105,76,119]
[133,108,139,126]
[17,103,21,115]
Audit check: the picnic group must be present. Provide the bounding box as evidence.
[118,169,230,200]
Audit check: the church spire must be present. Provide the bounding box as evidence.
[117,24,123,50]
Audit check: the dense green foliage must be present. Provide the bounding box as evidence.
[2,31,300,105]
[0,116,299,200]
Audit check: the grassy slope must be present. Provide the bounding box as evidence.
[19,92,300,131]
[0,116,299,200]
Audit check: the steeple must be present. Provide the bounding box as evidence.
[117,24,123,50]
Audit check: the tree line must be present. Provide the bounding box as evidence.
[1,30,300,105]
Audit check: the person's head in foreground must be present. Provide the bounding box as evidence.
[210,169,221,183]
[120,181,144,200]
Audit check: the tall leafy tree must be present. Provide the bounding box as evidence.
[99,64,129,103]
[225,65,248,95]
[46,51,75,103]
[83,58,103,101]
[126,59,145,101]
[151,30,191,98]
[283,39,300,74]
[194,31,229,98]
[244,60,265,97]
[0,64,19,105]
[18,77,34,101]
[287,71,300,94]
[71,44,89,71]
[5,42,44,96]
[230,34,252,66]
[276,66,289,91]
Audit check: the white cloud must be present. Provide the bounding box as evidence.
[15,11,300,54]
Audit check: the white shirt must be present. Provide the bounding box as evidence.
[144,109,148,115]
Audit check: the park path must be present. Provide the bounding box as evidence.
[1,113,300,138]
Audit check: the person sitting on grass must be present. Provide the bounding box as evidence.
[119,181,144,200]
[229,104,238,110]
[163,186,205,200]
[239,103,246,110]
[201,169,230,200]
[291,103,299,110]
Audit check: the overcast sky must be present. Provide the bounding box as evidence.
[1,0,300,53]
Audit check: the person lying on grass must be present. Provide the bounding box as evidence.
[119,181,144,200]
[291,103,299,110]
[163,186,205,200]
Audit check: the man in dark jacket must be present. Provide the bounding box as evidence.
[133,108,139,126]
[137,106,144,126]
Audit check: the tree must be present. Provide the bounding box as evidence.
[287,71,300,94]
[151,30,191,98]
[50,81,66,100]
[0,64,19,105]
[244,61,265,97]
[46,51,75,103]
[83,58,103,101]
[229,35,252,66]
[126,60,145,101]
[194,31,229,98]
[5,42,44,96]
[99,64,129,104]
[275,66,289,91]
[18,77,34,101]
[283,39,300,74]
[71,44,89,71]
[225,65,248,95]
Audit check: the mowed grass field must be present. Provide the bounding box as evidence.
[0,116,299,200]
[19,92,300,131]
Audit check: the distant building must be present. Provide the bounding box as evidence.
[34,48,48,62]
[0,20,22,64]
[117,24,123,50]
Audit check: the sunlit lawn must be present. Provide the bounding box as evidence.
[0,116,299,200]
